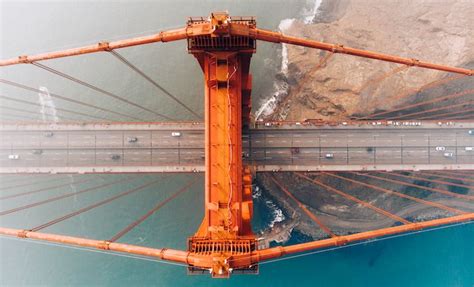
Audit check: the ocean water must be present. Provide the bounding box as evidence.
[1,1,473,286]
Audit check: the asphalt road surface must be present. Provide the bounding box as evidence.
[1,125,473,171]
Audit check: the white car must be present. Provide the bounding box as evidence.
[265,122,272,127]
[324,153,334,159]
[435,146,446,151]
[465,147,473,151]
[127,137,138,143]
[443,152,454,158]
[171,132,181,137]
[469,130,474,135]
[8,154,19,160]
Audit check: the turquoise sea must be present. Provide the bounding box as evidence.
[1,1,473,286]
[0,174,473,286]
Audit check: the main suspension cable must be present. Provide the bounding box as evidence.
[259,221,473,266]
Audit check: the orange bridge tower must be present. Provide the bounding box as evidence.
[186,12,257,277]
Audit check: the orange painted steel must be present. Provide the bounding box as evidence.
[1,213,474,269]
[0,27,193,66]
[252,213,474,261]
[186,13,257,277]
[363,172,474,200]
[270,175,336,237]
[0,227,191,264]
[295,173,411,224]
[2,12,474,278]
[248,28,474,76]
[381,171,473,189]
[322,172,466,215]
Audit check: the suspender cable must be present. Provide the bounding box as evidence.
[358,77,470,119]
[0,94,111,121]
[356,65,409,95]
[0,105,82,122]
[108,176,198,242]
[0,176,138,216]
[270,175,336,237]
[0,79,144,121]
[423,171,474,183]
[0,177,94,200]
[384,101,473,120]
[436,114,474,121]
[29,177,166,232]
[353,172,474,200]
[0,174,85,191]
[360,89,474,120]
[378,171,473,189]
[392,172,474,188]
[109,51,201,119]
[321,172,466,215]
[0,111,41,122]
[415,107,474,120]
[295,173,411,224]
[31,62,175,121]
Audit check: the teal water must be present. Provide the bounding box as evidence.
[1,1,474,286]
[0,174,473,286]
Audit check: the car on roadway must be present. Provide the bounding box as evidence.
[111,154,121,160]
[171,132,181,137]
[443,152,454,158]
[324,153,334,159]
[435,146,446,151]
[465,147,473,151]
[469,130,474,135]
[127,137,138,143]
[8,154,19,160]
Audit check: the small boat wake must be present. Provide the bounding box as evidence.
[38,86,59,122]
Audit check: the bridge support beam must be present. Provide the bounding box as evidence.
[186,12,257,278]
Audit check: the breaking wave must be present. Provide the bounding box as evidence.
[266,200,285,228]
[255,0,323,120]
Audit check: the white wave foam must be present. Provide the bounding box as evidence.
[255,0,323,120]
[304,0,323,24]
[38,86,59,122]
[265,200,286,228]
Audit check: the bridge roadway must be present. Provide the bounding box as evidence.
[0,121,473,173]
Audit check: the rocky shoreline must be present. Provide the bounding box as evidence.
[253,0,474,247]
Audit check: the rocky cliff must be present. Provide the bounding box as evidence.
[264,0,473,121]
